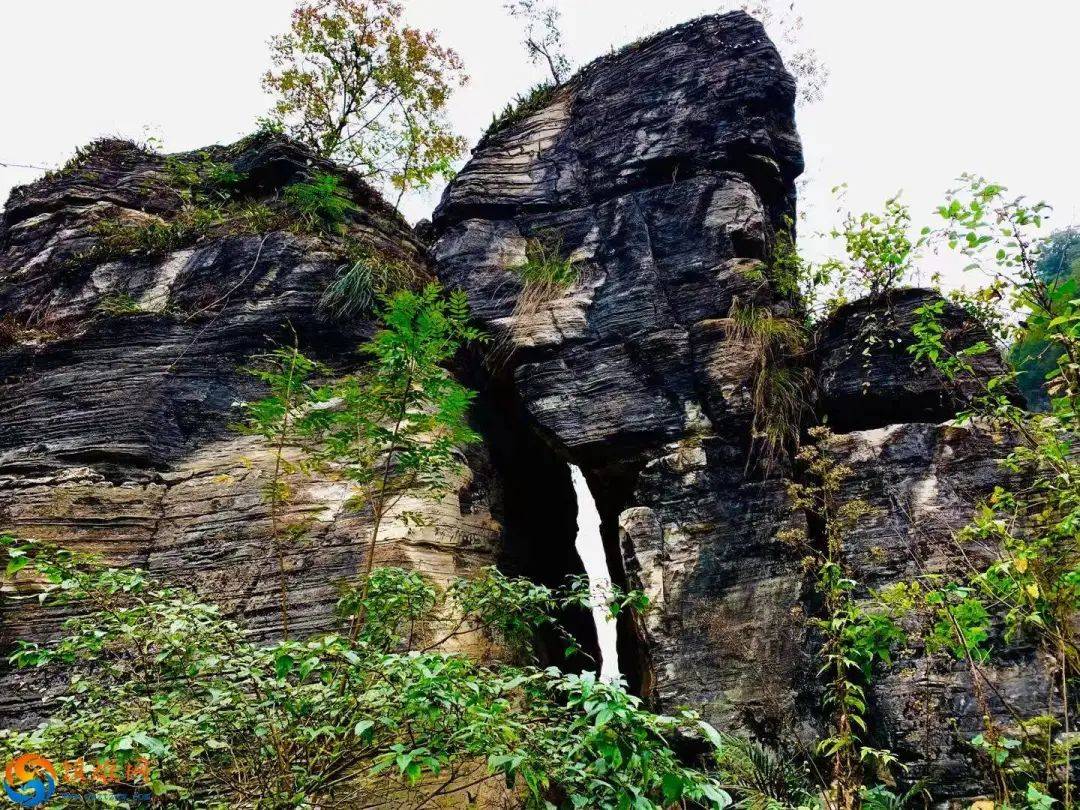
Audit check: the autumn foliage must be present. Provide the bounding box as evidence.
[263,0,467,200]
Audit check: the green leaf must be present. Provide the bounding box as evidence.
[274,653,294,680]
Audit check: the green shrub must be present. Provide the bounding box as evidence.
[283,173,357,233]
[164,153,245,201]
[0,537,726,809]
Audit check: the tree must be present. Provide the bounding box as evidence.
[504,0,572,85]
[263,0,468,202]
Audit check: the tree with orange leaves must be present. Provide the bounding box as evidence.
[263,0,467,203]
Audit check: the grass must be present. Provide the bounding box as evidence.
[86,206,224,262]
[164,153,244,201]
[79,199,297,268]
[0,316,57,348]
[490,231,580,364]
[484,82,559,140]
[96,293,144,316]
[320,246,418,319]
[728,298,810,472]
[43,138,149,183]
[510,232,580,327]
[66,154,360,271]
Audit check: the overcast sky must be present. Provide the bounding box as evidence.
[2,0,1078,266]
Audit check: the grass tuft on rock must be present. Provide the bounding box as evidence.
[484,81,558,140]
[320,246,418,319]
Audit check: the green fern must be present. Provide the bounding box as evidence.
[714,733,818,809]
[283,173,357,233]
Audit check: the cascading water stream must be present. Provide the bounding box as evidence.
[570,466,621,681]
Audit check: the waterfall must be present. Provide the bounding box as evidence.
[570,466,621,681]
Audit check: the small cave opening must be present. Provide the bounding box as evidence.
[466,370,598,671]
[465,364,647,682]
[458,344,655,693]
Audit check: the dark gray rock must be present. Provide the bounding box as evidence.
[432,9,1055,800]
[822,423,1059,796]
[434,11,801,469]
[815,287,1010,432]
[433,9,810,740]
[0,135,504,727]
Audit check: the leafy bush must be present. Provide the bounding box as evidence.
[164,152,244,201]
[1007,227,1080,409]
[0,538,730,809]
[283,173,357,233]
[712,733,818,808]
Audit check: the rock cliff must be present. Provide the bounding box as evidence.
[433,7,807,738]
[0,9,1064,801]
[431,10,1061,797]
[0,134,504,725]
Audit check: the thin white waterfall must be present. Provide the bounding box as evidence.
[570,465,621,681]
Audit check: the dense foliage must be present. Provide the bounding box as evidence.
[2,536,736,809]
[1007,228,1080,408]
[903,177,1080,807]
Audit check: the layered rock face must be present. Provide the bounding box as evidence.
[432,10,1059,797]
[813,294,1052,793]
[433,10,809,738]
[0,9,1062,800]
[817,287,1010,431]
[0,135,503,725]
